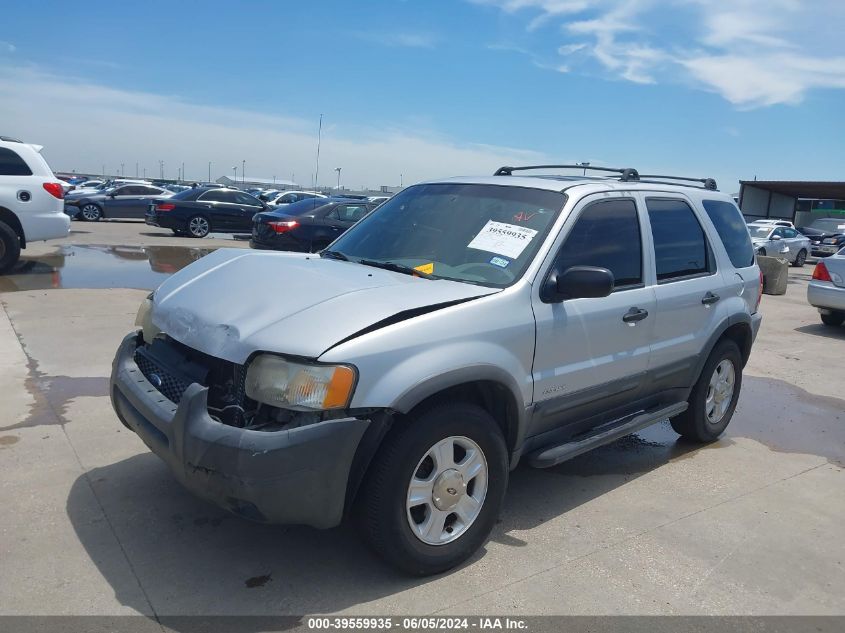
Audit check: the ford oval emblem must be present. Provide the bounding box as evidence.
[149,373,163,388]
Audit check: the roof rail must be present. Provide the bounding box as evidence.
[637,174,718,190]
[494,164,641,181]
[0,136,23,143]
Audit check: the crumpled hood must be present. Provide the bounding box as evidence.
[152,248,499,363]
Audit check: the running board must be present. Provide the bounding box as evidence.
[528,402,688,469]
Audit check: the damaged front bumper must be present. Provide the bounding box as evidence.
[109,332,371,529]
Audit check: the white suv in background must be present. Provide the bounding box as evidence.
[0,136,70,273]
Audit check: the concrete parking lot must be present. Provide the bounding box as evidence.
[1,220,843,620]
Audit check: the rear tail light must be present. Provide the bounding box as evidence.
[42,182,64,199]
[812,261,832,282]
[268,220,298,234]
[156,203,176,212]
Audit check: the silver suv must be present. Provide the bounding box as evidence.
[110,165,762,575]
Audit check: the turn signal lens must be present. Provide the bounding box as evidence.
[812,262,832,282]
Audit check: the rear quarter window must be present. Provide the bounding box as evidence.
[0,147,34,176]
[702,200,755,268]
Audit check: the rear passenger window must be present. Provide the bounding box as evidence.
[0,148,33,176]
[701,200,754,268]
[555,198,642,287]
[647,198,712,281]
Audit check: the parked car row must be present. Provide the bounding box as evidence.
[746,217,845,264]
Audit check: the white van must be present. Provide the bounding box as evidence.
[0,136,71,273]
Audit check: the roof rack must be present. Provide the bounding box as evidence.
[639,174,718,191]
[494,164,640,182]
[494,164,718,190]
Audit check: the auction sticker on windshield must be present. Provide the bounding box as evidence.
[467,220,538,259]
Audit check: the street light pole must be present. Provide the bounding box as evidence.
[232,166,237,182]
[335,167,341,190]
[135,162,138,178]
[121,163,124,176]
[578,161,590,175]
[314,114,323,191]
[242,160,245,185]
[208,162,211,183]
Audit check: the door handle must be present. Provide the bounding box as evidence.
[701,291,720,305]
[622,307,649,324]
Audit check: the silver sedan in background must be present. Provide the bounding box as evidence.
[750,225,811,266]
[808,248,845,326]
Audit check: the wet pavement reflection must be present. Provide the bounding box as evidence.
[0,244,218,292]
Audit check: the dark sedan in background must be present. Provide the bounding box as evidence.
[65,184,173,221]
[250,197,376,252]
[800,218,845,258]
[145,186,268,237]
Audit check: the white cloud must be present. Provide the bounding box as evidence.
[472,0,845,107]
[0,40,15,53]
[0,63,547,187]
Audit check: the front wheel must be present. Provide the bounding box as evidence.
[821,311,845,327]
[186,215,211,238]
[357,402,508,575]
[671,339,742,443]
[792,249,807,267]
[0,220,21,274]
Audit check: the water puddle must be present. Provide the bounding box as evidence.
[0,244,218,293]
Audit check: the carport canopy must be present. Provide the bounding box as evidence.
[739,180,845,223]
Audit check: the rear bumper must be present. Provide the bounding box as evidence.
[808,280,845,312]
[110,332,371,528]
[20,209,70,242]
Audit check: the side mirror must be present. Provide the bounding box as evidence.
[771,234,782,241]
[543,266,614,303]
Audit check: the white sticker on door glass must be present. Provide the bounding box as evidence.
[467,220,538,259]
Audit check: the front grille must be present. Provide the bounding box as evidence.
[135,349,191,404]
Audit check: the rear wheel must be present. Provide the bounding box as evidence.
[186,215,211,238]
[671,339,742,443]
[357,402,508,576]
[792,249,807,267]
[821,311,845,327]
[80,203,102,221]
[0,220,21,274]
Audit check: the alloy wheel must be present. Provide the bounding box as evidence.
[406,435,488,546]
[81,204,101,221]
[189,216,210,237]
[705,359,735,424]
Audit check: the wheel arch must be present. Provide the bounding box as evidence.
[693,316,754,386]
[0,206,25,247]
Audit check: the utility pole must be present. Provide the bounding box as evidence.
[242,159,245,184]
[208,162,211,183]
[314,114,323,190]
[233,166,237,182]
[335,167,342,190]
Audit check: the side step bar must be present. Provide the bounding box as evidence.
[528,402,688,469]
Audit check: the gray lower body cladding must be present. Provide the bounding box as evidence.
[110,332,371,528]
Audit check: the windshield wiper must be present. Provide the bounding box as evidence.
[320,249,349,261]
[357,259,438,279]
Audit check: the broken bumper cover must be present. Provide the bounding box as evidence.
[109,332,371,529]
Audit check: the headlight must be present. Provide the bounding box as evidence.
[135,292,160,342]
[245,354,356,411]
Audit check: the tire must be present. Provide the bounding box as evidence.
[671,339,742,443]
[79,203,102,221]
[0,220,21,275]
[757,248,766,257]
[820,312,845,327]
[357,402,509,576]
[792,249,807,267]
[186,215,211,238]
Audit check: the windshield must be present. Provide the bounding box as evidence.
[810,219,845,233]
[750,226,774,238]
[326,183,566,287]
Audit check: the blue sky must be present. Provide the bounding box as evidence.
[1,0,844,191]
